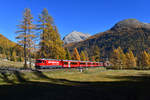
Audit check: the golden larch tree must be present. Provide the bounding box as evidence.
[126,49,136,68]
[110,47,126,69]
[140,51,150,68]
[65,48,71,60]
[93,46,100,62]
[16,8,35,68]
[72,48,80,60]
[80,51,86,61]
[84,50,89,61]
[37,8,66,59]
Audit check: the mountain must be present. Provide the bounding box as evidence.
[65,19,150,58]
[63,31,91,44]
[111,18,150,30]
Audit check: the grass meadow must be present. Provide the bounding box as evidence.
[0,68,150,100]
[0,60,24,68]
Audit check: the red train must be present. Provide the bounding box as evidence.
[35,59,106,69]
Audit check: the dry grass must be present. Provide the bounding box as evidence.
[42,69,150,83]
[0,60,24,68]
[0,68,150,85]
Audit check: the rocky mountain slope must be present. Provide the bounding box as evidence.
[65,19,150,57]
[63,31,91,44]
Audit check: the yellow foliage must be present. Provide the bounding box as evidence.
[72,48,80,60]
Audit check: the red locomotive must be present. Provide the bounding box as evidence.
[35,59,105,69]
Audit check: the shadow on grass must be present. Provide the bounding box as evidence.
[32,70,51,80]
[32,70,85,85]
[0,71,150,100]
[0,72,14,83]
[0,71,27,84]
[13,71,27,82]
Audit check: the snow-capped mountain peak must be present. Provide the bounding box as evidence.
[63,31,91,44]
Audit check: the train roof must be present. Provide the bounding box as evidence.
[36,59,102,63]
[36,59,61,61]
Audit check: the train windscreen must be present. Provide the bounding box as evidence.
[36,60,43,63]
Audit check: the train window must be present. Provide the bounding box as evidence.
[80,63,86,65]
[64,62,68,65]
[71,62,78,65]
[36,60,43,63]
[88,63,91,65]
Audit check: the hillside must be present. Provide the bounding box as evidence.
[65,19,150,57]
[0,34,16,48]
[0,34,23,60]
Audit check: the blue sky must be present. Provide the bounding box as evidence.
[0,0,150,42]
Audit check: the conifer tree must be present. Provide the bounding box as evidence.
[110,49,119,68]
[91,56,95,62]
[139,51,150,68]
[38,8,66,59]
[10,51,17,62]
[126,49,136,68]
[117,47,127,69]
[84,50,89,61]
[16,8,35,68]
[18,56,24,62]
[93,46,100,62]
[72,48,80,60]
[110,47,126,69]
[65,48,71,60]
[80,51,86,61]
[137,53,142,69]
[148,53,150,65]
